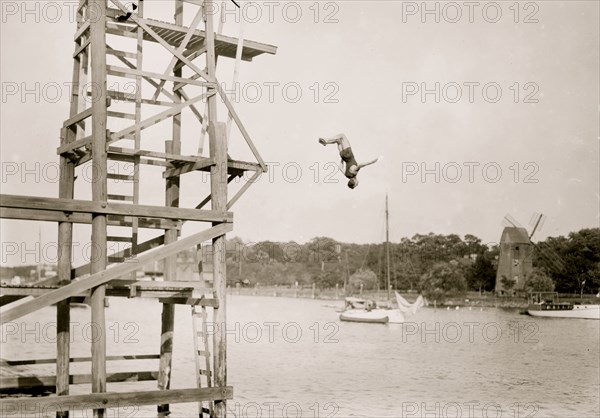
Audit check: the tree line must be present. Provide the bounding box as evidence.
[225,228,600,297]
[2,228,597,298]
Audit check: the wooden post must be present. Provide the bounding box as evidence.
[386,193,391,301]
[204,3,228,414]
[131,0,145,266]
[157,301,175,415]
[210,123,227,418]
[205,0,218,125]
[157,139,179,414]
[55,46,80,418]
[89,1,108,416]
[157,3,183,414]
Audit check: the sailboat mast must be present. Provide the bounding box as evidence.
[37,227,42,281]
[386,194,391,300]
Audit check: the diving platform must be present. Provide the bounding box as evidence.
[104,18,277,61]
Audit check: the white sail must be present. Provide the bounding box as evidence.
[395,292,424,316]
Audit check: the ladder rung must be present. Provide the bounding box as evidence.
[107,194,134,202]
[197,350,208,356]
[108,153,136,163]
[108,256,126,263]
[198,370,211,376]
[107,27,139,40]
[107,236,133,243]
[117,134,136,140]
[108,111,136,120]
[107,48,137,59]
[107,173,135,181]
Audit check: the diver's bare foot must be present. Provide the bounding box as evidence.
[318,138,326,145]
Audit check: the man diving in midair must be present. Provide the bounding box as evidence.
[319,134,379,189]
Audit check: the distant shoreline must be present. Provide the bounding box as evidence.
[227,286,600,310]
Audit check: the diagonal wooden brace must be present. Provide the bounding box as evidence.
[0,223,232,325]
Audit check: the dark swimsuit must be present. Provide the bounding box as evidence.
[340,147,359,178]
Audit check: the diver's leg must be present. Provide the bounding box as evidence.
[319,134,346,146]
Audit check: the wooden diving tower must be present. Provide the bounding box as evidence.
[0,1,276,416]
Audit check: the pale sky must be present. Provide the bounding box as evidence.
[1,1,598,266]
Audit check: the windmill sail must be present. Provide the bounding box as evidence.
[502,214,522,228]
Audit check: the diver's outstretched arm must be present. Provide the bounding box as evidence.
[357,158,379,169]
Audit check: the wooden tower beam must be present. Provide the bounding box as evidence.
[55,2,88,414]
[157,1,184,414]
[0,224,233,325]
[89,1,108,416]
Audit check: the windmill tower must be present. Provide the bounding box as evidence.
[494,214,546,295]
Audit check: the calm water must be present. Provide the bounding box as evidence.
[2,295,599,417]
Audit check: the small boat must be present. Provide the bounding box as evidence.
[339,297,391,324]
[339,295,424,324]
[340,309,390,324]
[527,292,600,320]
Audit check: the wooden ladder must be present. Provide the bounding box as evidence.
[191,243,215,417]
[191,301,214,418]
[105,1,144,275]
[106,155,138,266]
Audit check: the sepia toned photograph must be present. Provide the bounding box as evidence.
[0,1,598,417]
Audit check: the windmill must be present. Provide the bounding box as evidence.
[495,213,564,295]
[505,213,565,271]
